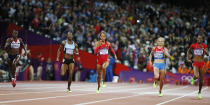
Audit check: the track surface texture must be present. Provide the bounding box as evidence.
[0,81,209,105]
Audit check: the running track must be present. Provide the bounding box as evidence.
[0,81,209,105]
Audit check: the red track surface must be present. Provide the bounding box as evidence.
[0,81,209,105]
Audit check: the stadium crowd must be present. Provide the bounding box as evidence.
[0,0,210,80]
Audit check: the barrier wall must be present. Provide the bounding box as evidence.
[119,69,210,85]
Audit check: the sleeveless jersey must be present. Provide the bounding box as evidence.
[153,46,165,60]
[64,40,75,55]
[11,38,21,49]
[190,43,207,56]
[97,41,109,60]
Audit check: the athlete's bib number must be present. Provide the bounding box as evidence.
[194,49,203,55]
[99,49,108,55]
[154,52,164,58]
[66,48,74,54]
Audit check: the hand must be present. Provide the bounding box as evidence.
[149,61,153,67]
[187,59,192,63]
[114,55,117,60]
[170,56,174,61]
[56,57,59,62]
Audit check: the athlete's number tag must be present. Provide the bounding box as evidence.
[154,52,163,58]
[66,48,74,54]
[194,49,203,55]
[100,48,108,55]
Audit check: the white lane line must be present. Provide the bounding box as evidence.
[0,93,96,104]
[156,87,208,105]
[74,86,189,105]
[0,84,150,96]
[75,92,153,105]
[0,84,153,103]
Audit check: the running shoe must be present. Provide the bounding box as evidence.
[11,79,16,88]
[153,81,157,88]
[198,93,202,99]
[102,82,106,88]
[158,92,163,97]
[96,88,101,94]
[190,78,195,85]
[66,88,72,93]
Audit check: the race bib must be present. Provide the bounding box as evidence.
[66,48,74,54]
[99,48,108,55]
[154,52,164,58]
[194,49,203,55]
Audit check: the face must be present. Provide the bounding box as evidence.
[12,30,18,38]
[67,32,73,40]
[100,32,106,41]
[197,36,202,43]
[157,38,164,46]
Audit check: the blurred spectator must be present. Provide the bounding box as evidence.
[137,53,146,71]
[73,57,82,81]
[0,52,9,81]
[46,58,54,80]
[106,56,115,82]
[37,53,44,80]
[20,44,34,81]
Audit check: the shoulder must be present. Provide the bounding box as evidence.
[106,41,111,46]
[18,38,23,42]
[61,40,66,46]
[163,47,168,51]
[152,46,156,50]
[95,41,100,46]
[190,43,196,48]
[6,38,12,41]
[151,47,156,52]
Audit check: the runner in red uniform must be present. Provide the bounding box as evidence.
[187,35,209,99]
[94,31,117,93]
[4,30,27,87]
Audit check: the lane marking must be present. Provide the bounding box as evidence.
[156,87,208,105]
[0,85,153,103]
[0,84,150,96]
[0,93,96,104]
[75,86,189,105]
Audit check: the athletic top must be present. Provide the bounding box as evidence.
[11,38,20,49]
[64,40,75,55]
[94,41,116,61]
[153,46,165,59]
[190,43,207,56]
[95,41,109,61]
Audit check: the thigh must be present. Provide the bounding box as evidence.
[61,64,68,75]
[97,64,102,74]
[159,70,165,79]
[68,63,74,75]
[153,67,160,78]
[102,61,109,70]
[199,67,206,78]
[193,66,199,77]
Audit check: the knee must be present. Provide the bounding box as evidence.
[61,72,65,76]
[194,76,198,79]
[154,74,159,79]
[97,74,101,78]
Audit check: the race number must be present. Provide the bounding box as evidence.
[194,49,203,55]
[99,48,108,55]
[154,52,164,58]
[66,48,74,54]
